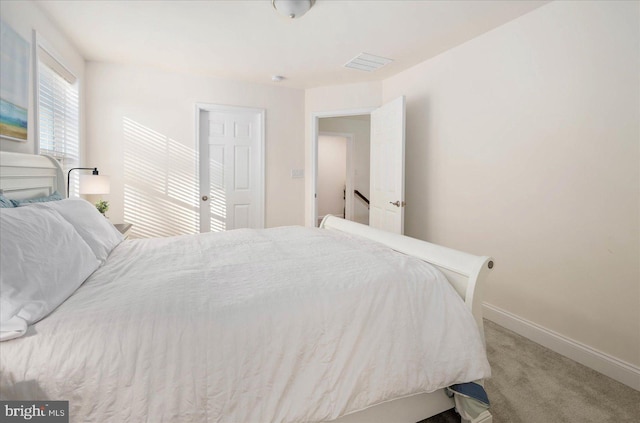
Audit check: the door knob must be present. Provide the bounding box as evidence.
[389,201,406,207]
[201,195,208,201]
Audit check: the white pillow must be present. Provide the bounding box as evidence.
[29,199,124,263]
[0,207,100,341]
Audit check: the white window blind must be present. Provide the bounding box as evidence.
[37,46,79,195]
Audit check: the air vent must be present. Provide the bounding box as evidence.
[344,53,393,72]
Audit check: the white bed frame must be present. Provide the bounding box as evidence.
[0,152,65,200]
[320,216,493,423]
[0,151,493,423]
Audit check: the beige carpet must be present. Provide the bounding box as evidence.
[423,320,640,423]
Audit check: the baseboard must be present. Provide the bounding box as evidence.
[483,303,640,391]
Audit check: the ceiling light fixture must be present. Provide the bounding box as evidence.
[271,75,285,82]
[272,0,315,19]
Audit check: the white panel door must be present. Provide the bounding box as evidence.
[199,107,263,232]
[369,96,405,234]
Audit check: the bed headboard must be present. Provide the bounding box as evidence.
[0,151,65,200]
[320,215,493,341]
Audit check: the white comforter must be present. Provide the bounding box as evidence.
[0,226,490,423]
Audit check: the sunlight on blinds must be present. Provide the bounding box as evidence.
[123,117,199,238]
[38,58,79,196]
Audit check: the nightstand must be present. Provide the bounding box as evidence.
[113,223,132,239]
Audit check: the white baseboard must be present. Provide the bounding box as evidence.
[483,303,640,391]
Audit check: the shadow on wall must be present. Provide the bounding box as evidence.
[123,117,199,238]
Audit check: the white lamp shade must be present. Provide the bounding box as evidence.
[79,174,110,195]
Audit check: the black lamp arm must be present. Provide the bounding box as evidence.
[67,167,99,197]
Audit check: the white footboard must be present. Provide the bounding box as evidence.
[320,215,494,423]
[320,215,494,341]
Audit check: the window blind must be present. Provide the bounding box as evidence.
[37,46,79,195]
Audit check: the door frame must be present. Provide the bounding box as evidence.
[317,131,354,223]
[195,103,266,232]
[310,108,375,227]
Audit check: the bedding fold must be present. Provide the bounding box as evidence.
[0,314,26,342]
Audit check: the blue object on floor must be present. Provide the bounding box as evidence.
[448,382,490,406]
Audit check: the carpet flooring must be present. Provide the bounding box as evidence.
[422,320,640,423]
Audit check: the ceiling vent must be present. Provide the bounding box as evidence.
[344,53,393,72]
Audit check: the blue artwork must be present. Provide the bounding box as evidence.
[0,20,29,142]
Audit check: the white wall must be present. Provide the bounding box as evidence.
[305,82,381,226]
[317,135,347,220]
[383,0,639,367]
[0,0,85,158]
[85,63,305,234]
[319,116,371,225]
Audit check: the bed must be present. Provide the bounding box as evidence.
[0,151,493,423]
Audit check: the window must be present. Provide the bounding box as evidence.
[36,42,79,196]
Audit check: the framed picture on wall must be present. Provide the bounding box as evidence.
[0,20,30,142]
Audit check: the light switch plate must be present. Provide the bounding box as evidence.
[291,169,304,179]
